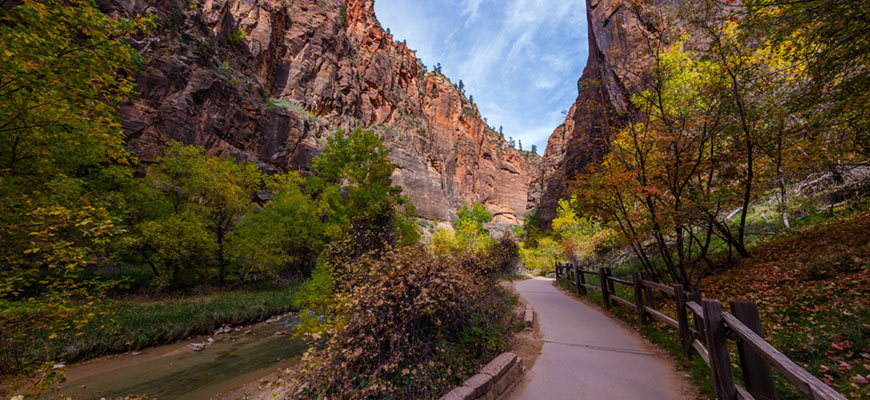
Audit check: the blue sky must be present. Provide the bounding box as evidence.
[374,0,590,154]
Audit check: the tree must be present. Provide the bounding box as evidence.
[531,144,538,154]
[576,43,728,285]
[508,137,516,148]
[434,63,442,73]
[0,0,150,393]
[229,172,325,280]
[307,128,419,260]
[140,211,216,286]
[458,80,465,93]
[499,126,503,136]
[518,140,522,151]
[453,203,493,254]
[740,0,870,157]
[148,142,262,283]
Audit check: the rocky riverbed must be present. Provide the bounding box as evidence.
[39,313,306,400]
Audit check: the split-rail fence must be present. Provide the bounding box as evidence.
[554,263,846,400]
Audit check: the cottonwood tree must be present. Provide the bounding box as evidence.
[229,172,325,280]
[307,128,419,263]
[147,142,262,284]
[577,44,727,285]
[0,0,150,394]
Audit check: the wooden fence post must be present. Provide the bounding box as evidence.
[703,299,737,400]
[579,267,587,293]
[606,267,616,293]
[692,288,704,340]
[674,284,692,359]
[730,301,777,400]
[555,262,560,279]
[642,272,655,309]
[600,267,611,309]
[574,264,585,296]
[632,272,646,326]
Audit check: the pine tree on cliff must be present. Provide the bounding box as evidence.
[434,63,442,73]
[519,140,523,151]
[499,126,503,136]
[458,80,465,93]
[531,144,538,154]
[509,137,515,147]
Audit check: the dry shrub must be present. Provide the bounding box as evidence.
[291,246,511,399]
[490,234,520,275]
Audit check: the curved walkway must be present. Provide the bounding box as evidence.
[510,277,693,400]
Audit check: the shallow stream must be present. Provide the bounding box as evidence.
[40,314,306,400]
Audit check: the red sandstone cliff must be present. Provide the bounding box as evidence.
[105,0,538,224]
[535,0,674,222]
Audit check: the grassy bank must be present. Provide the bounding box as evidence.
[31,285,300,365]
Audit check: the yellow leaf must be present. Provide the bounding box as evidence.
[49,333,57,340]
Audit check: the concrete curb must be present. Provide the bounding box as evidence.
[523,305,534,330]
[440,352,525,400]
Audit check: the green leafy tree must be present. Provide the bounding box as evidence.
[229,172,325,280]
[0,0,150,393]
[453,203,493,254]
[140,211,216,286]
[307,128,419,259]
[739,0,870,156]
[148,142,262,283]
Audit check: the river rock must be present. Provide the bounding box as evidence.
[186,343,205,352]
[214,325,232,335]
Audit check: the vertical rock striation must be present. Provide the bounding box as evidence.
[105,0,539,224]
[534,0,675,223]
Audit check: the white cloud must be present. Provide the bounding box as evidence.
[461,0,486,23]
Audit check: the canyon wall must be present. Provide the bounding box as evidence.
[104,0,539,225]
[535,0,676,222]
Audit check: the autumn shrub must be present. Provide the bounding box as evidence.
[490,234,520,275]
[290,246,512,399]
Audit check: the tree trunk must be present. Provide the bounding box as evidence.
[779,164,790,229]
[217,227,225,284]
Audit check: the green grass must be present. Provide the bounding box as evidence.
[35,284,300,364]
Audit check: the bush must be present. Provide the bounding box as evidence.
[490,234,520,276]
[291,247,512,399]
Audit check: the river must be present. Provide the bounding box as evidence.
[39,313,307,400]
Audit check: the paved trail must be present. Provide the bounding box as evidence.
[511,277,693,400]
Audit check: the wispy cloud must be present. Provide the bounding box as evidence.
[375,0,589,153]
[461,0,486,24]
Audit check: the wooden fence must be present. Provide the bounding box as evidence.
[554,262,846,400]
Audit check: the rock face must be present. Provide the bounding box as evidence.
[104,0,539,224]
[535,0,673,222]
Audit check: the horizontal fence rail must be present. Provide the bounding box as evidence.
[552,262,846,400]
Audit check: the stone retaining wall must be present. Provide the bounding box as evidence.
[440,352,525,400]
